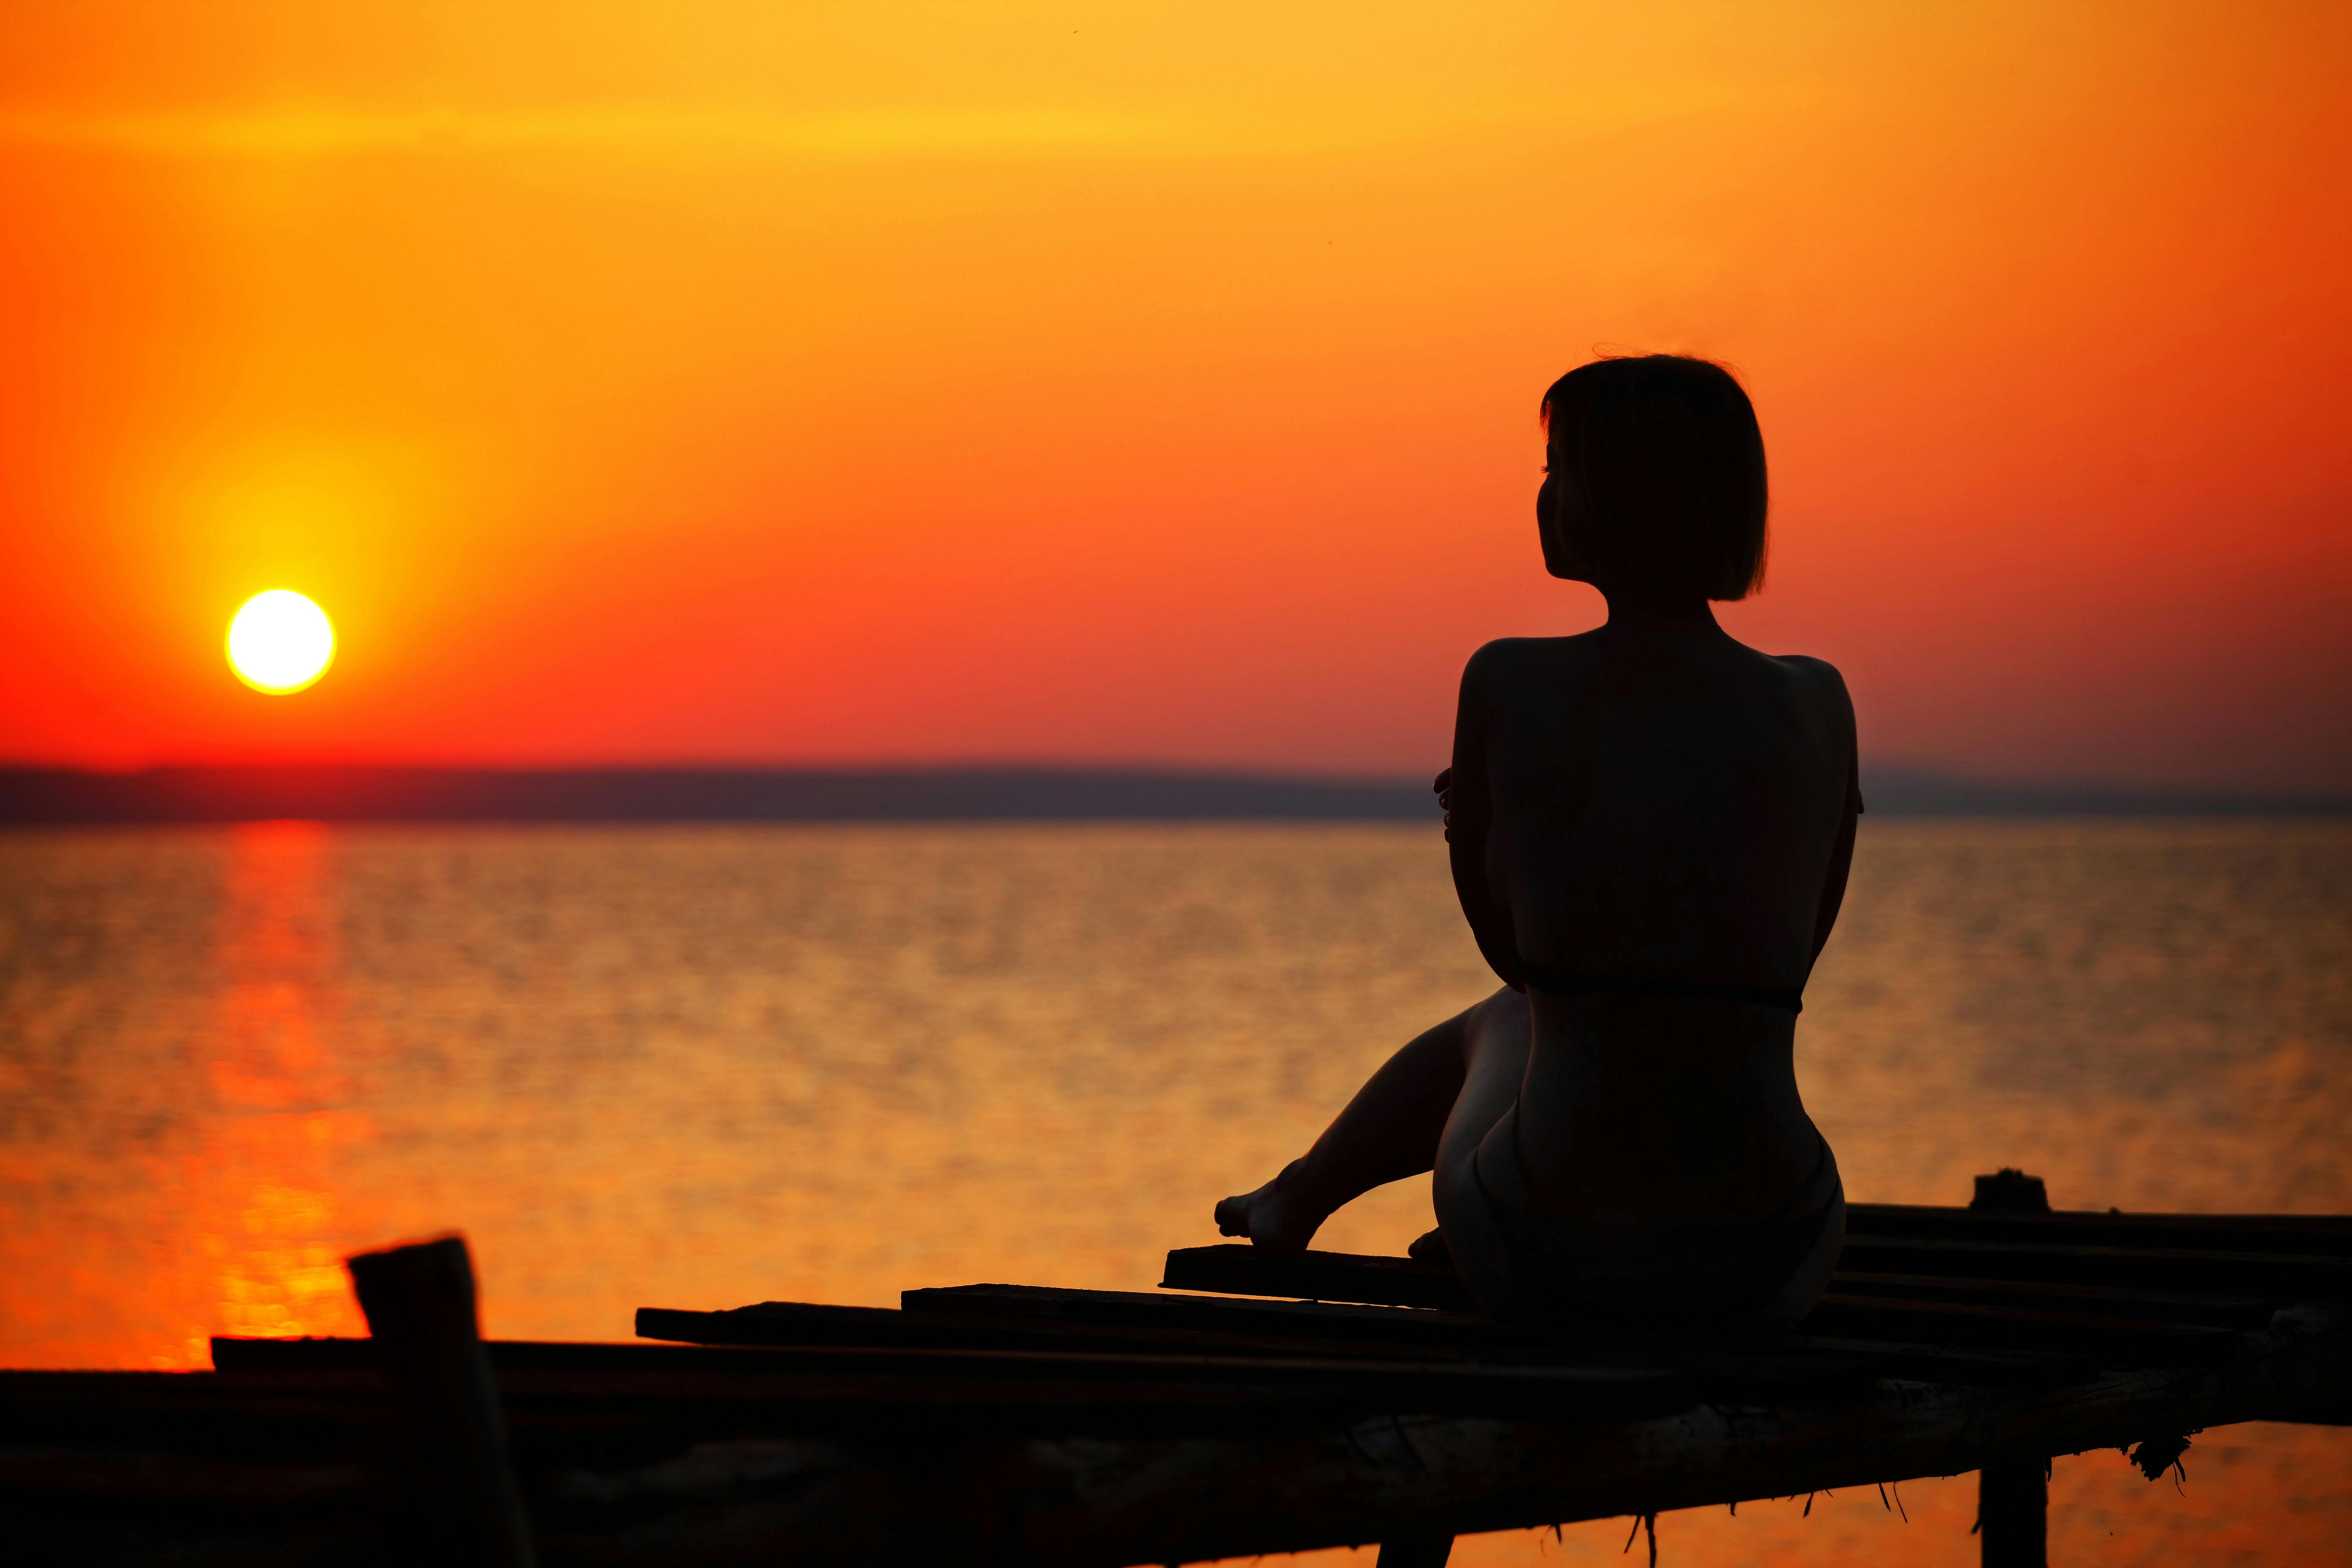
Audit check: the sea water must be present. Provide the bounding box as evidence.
[3,820,2347,1565]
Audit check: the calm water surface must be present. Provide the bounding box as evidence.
[3,820,2348,1565]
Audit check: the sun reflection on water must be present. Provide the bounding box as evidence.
[197,822,373,1347]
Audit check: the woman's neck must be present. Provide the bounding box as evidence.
[1598,588,1721,632]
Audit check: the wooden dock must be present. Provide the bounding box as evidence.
[5,1176,2348,1566]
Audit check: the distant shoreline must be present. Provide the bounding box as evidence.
[1,764,2345,823]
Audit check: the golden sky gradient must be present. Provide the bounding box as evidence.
[3,2,2346,787]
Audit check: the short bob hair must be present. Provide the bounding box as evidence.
[1540,355,1768,601]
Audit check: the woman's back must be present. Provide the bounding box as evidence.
[1451,613,1857,1228]
[1475,621,1853,990]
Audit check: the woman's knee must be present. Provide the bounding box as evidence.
[1460,985,1530,1078]
[1434,988,1531,1191]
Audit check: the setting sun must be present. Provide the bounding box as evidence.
[225,591,335,694]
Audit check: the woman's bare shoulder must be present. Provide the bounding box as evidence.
[1463,633,1600,678]
[1459,635,1604,713]
[1760,651,1856,732]
[1767,650,1850,694]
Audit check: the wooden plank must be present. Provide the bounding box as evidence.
[192,1340,1705,1430]
[224,1334,1446,1383]
[509,1362,1697,1429]
[0,1364,1373,1453]
[1828,1271,2277,1330]
[1796,1294,2240,1366]
[0,1447,387,1509]
[1848,1203,2352,1258]
[1161,1245,1477,1311]
[0,1369,390,1462]
[220,1335,1608,1390]
[1834,1236,2352,1297]
[1153,1245,2296,1372]
[708,1309,1878,1405]
[0,1426,407,1568]
[228,1328,1887,1417]
[630,1304,1511,1363]
[1772,1337,2096,1388]
[1166,1238,2346,1314]
[907,1283,2097,1390]
[910,1282,1504,1344]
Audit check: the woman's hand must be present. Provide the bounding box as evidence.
[1433,767,1453,842]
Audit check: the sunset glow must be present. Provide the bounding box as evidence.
[6,12,2349,1563]
[0,2,2345,787]
[225,591,335,694]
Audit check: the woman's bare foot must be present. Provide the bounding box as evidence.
[1213,1160,1330,1255]
[1407,1227,1452,1266]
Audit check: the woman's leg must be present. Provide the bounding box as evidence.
[1431,988,1552,1318]
[1433,986,1534,1199]
[1215,987,1528,1256]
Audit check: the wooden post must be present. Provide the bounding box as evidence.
[1978,1459,2048,1568]
[1972,1170,2050,1568]
[346,1234,536,1568]
[1375,1532,1454,1568]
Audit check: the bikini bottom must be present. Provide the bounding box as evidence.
[1459,1116,1845,1336]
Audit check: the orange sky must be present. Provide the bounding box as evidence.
[2,2,2346,789]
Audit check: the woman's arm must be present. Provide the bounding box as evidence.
[1805,678,1863,975]
[1447,642,1526,989]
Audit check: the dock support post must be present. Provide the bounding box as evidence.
[1978,1460,2048,1568]
[1971,1169,2050,1568]
[347,1233,536,1568]
[1375,1533,1454,1568]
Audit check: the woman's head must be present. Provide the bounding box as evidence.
[1538,355,1768,602]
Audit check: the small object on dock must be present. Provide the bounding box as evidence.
[346,1233,536,1568]
[1975,1169,2050,1212]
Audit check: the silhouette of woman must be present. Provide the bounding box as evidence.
[1217,356,1859,1332]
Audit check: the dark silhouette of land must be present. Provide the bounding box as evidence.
[0,763,2342,824]
[0,765,1426,823]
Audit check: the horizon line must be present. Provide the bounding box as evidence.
[1,761,2346,823]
